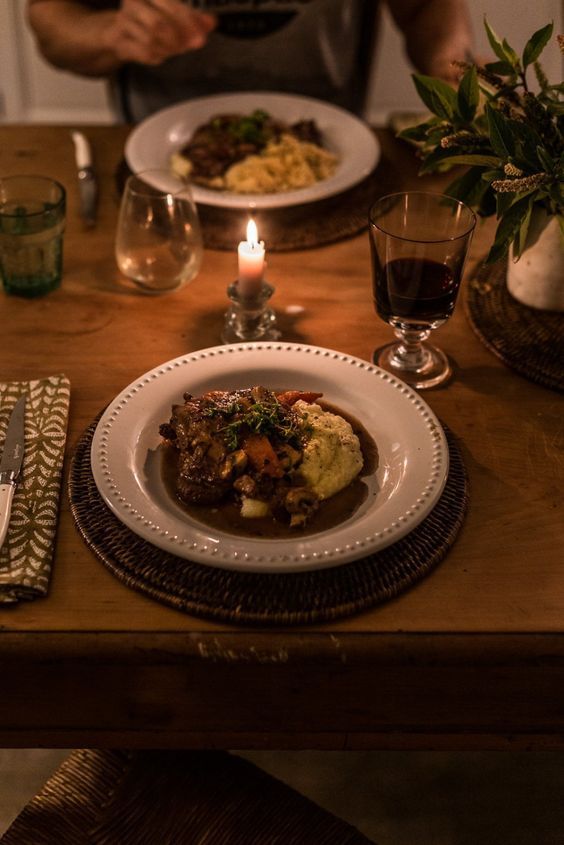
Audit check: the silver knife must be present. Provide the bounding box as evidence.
[71,131,98,227]
[0,395,26,550]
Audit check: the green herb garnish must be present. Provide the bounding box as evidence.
[216,398,302,451]
[228,110,272,145]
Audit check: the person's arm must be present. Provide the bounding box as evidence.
[386,0,474,82]
[26,0,216,77]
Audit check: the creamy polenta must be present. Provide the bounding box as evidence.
[294,401,364,500]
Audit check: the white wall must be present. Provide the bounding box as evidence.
[0,0,562,125]
[0,0,113,123]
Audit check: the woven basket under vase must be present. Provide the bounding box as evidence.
[465,260,564,393]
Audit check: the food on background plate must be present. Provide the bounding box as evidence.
[170,109,338,195]
[159,386,370,534]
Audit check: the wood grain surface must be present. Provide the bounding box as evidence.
[0,125,562,749]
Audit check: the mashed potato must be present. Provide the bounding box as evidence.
[294,401,363,500]
[224,133,338,194]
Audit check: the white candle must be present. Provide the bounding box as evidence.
[238,219,265,297]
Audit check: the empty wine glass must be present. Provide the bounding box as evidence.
[116,170,203,294]
[369,191,475,389]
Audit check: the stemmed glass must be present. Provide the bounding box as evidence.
[369,192,475,389]
[116,170,203,294]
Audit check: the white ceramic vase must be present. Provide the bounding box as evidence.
[506,208,564,311]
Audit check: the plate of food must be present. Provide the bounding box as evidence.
[91,343,448,573]
[124,92,380,210]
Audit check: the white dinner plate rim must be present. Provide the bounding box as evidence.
[91,343,448,573]
[124,91,380,210]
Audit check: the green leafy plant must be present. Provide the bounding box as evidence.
[400,20,564,263]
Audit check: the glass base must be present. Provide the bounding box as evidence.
[221,279,281,343]
[373,340,452,389]
[221,306,280,343]
[2,273,61,298]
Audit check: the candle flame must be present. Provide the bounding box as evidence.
[246,219,258,245]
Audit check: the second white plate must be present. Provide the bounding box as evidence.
[125,92,380,210]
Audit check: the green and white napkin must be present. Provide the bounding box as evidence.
[0,375,70,604]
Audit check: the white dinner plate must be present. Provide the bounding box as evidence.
[91,343,448,573]
[125,92,380,210]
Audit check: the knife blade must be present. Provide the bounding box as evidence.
[0,394,26,549]
[71,131,98,227]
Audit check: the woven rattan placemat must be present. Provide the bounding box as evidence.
[69,415,468,626]
[465,261,564,393]
[115,156,393,252]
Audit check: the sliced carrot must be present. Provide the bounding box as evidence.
[242,434,284,477]
[276,390,323,406]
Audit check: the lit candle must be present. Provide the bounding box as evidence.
[238,219,265,297]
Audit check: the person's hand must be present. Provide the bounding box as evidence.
[110,0,217,65]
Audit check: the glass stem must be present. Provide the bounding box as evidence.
[391,327,432,372]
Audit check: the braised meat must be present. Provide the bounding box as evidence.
[159,386,323,524]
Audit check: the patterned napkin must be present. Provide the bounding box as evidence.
[0,375,70,604]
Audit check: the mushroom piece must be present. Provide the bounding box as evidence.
[233,474,258,498]
[284,487,319,517]
[219,449,248,480]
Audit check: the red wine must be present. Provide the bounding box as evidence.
[373,257,460,325]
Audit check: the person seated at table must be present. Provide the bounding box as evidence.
[26,0,474,123]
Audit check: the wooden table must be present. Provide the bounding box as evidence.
[0,125,563,751]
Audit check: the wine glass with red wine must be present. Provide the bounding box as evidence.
[369,192,475,389]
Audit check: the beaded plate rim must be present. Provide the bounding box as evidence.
[90,343,448,573]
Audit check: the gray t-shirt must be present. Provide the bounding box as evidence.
[110,0,378,121]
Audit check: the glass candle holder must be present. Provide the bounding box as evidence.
[222,279,280,343]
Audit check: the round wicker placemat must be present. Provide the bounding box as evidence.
[465,261,564,393]
[69,415,468,626]
[115,156,393,252]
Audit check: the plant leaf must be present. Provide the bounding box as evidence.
[429,153,500,168]
[483,18,519,67]
[425,126,451,145]
[502,38,520,68]
[522,22,554,68]
[485,194,533,263]
[536,146,555,173]
[397,122,432,142]
[445,167,491,208]
[508,120,543,164]
[484,17,509,62]
[457,66,479,122]
[496,191,515,218]
[516,199,533,258]
[481,169,505,182]
[545,102,564,116]
[486,103,515,158]
[412,74,457,120]
[485,60,517,76]
[477,188,497,218]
